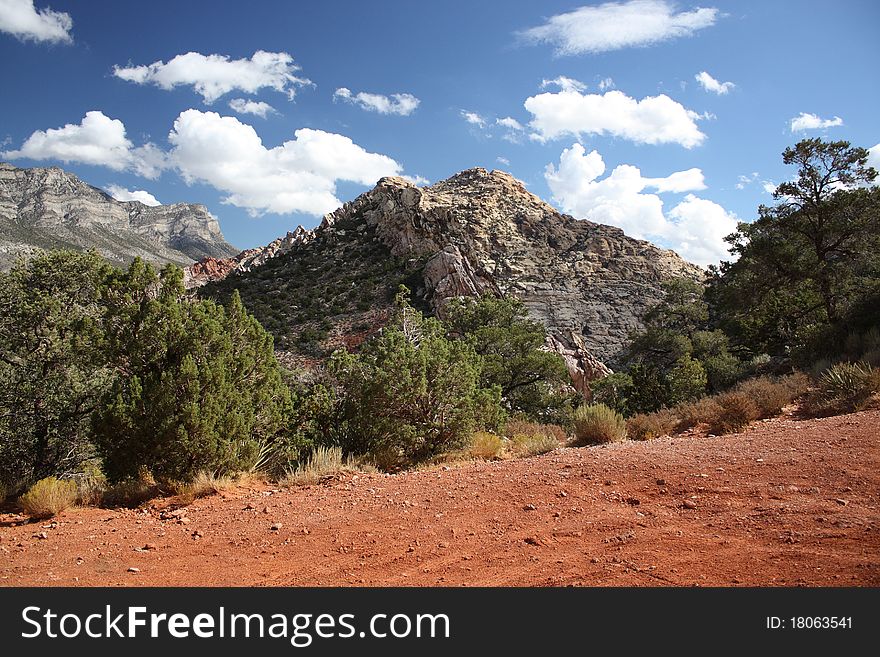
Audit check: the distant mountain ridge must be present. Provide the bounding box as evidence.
[0,162,238,269]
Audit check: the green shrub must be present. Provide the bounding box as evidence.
[94,269,291,484]
[589,372,634,415]
[626,409,677,440]
[814,361,880,412]
[572,404,627,445]
[707,392,760,435]
[466,432,504,460]
[19,477,77,518]
[325,290,501,469]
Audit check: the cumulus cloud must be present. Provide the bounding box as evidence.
[333,87,420,116]
[228,98,276,118]
[695,71,734,95]
[598,77,615,91]
[168,109,402,216]
[113,51,312,103]
[0,0,72,43]
[519,0,718,55]
[545,143,735,266]
[1,110,167,178]
[867,143,880,176]
[790,112,843,132]
[105,184,161,206]
[524,84,706,148]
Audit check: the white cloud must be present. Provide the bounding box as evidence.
[168,109,402,216]
[496,156,511,166]
[333,87,420,116]
[105,184,161,206]
[867,143,880,176]
[496,116,524,131]
[790,112,843,132]
[2,110,167,178]
[762,181,776,194]
[460,110,487,129]
[0,0,72,43]
[666,194,739,266]
[524,87,706,148]
[598,77,615,91]
[540,76,587,93]
[402,174,430,186]
[113,51,312,103]
[545,143,734,266]
[695,71,734,95]
[520,0,718,55]
[228,98,276,118]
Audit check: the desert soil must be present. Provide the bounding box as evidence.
[2,409,878,587]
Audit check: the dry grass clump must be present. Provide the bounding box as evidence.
[170,471,237,504]
[706,391,760,435]
[509,432,559,457]
[280,446,376,486]
[572,403,627,445]
[102,469,160,508]
[626,409,677,441]
[19,477,77,519]
[504,419,565,457]
[466,432,505,460]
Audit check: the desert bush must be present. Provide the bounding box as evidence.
[572,404,627,445]
[101,469,160,508]
[813,361,880,412]
[707,392,760,435]
[674,397,723,431]
[504,419,564,457]
[734,376,796,418]
[18,477,77,519]
[466,432,504,460]
[626,409,678,441]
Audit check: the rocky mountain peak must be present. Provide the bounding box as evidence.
[200,167,703,390]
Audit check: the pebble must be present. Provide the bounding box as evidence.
[270,523,282,531]
[523,504,537,511]
[127,567,140,573]
[683,500,698,509]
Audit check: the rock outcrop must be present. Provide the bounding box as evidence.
[204,167,703,383]
[184,226,311,288]
[0,162,238,269]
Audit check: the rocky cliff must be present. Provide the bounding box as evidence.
[0,162,238,269]
[200,168,703,386]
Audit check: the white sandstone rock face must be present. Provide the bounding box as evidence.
[0,162,237,269]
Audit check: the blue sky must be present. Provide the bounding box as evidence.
[1,0,878,265]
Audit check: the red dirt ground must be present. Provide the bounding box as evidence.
[2,409,878,587]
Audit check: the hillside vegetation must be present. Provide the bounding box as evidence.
[1,138,878,516]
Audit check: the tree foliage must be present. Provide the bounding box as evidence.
[322,289,501,469]
[442,294,571,420]
[709,139,880,361]
[0,251,114,491]
[94,265,292,483]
